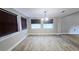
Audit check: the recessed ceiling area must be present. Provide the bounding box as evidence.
[14,8,79,19]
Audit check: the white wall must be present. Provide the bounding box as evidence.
[60,11,79,34]
[28,18,60,35]
[28,10,79,35]
[0,8,29,51]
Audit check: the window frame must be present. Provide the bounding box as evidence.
[31,19,54,29]
[31,19,41,29]
[43,19,53,29]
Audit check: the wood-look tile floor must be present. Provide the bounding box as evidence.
[13,35,79,51]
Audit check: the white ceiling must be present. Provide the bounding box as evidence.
[14,8,79,19]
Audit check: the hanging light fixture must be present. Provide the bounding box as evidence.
[41,10,49,21]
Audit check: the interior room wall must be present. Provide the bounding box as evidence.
[56,12,79,44]
[60,11,79,34]
[28,17,61,35]
[0,8,29,51]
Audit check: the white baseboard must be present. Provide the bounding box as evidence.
[29,33,62,36]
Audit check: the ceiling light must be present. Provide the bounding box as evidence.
[41,18,44,21]
[45,17,48,21]
[41,10,49,21]
[61,10,65,13]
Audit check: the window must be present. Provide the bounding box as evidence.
[43,19,53,29]
[31,19,41,29]
[31,19,53,29]
[21,17,27,30]
[0,9,18,37]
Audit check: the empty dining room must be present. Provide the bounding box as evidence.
[0,8,79,51]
